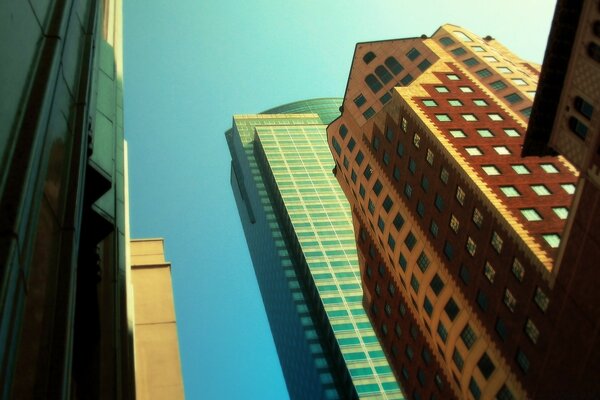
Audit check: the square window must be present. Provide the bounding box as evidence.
[456,186,465,205]
[491,231,503,253]
[497,66,512,74]
[512,78,527,86]
[540,163,559,173]
[465,146,483,156]
[472,45,485,52]
[552,207,569,219]
[448,99,463,106]
[531,184,551,196]
[473,99,488,106]
[482,165,501,175]
[490,80,507,90]
[504,128,520,137]
[512,164,531,174]
[535,287,549,312]
[561,183,576,194]
[435,86,449,93]
[512,258,524,282]
[542,233,560,248]
[466,237,477,256]
[521,208,542,221]
[459,86,474,93]
[477,129,494,137]
[462,113,478,121]
[504,288,517,312]
[418,59,432,71]
[435,114,452,122]
[494,146,511,155]
[521,107,532,117]
[440,37,455,46]
[500,185,521,197]
[363,107,376,119]
[449,129,466,138]
[423,99,438,107]
[450,214,459,233]
[488,113,504,121]
[451,47,467,56]
[484,261,495,282]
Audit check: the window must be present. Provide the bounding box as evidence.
[451,47,467,56]
[372,180,383,196]
[456,186,465,205]
[488,113,504,121]
[440,167,449,184]
[462,113,478,121]
[531,184,551,196]
[494,145,511,155]
[423,99,438,107]
[444,298,459,321]
[450,129,466,138]
[464,57,479,67]
[400,74,414,85]
[505,93,523,104]
[388,234,396,250]
[413,133,421,148]
[521,208,542,221]
[409,158,417,174]
[444,241,454,260]
[401,117,408,132]
[473,99,488,106]
[496,385,515,400]
[418,59,432,71]
[363,107,376,119]
[495,317,507,341]
[561,183,576,194]
[385,56,404,75]
[484,261,495,282]
[497,66,512,74]
[353,94,366,108]
[380,92,392,104]
[404,183,412,198]
[482,165,501,175]
[393,213,405,230]
[363,164,373,180]
[351,170,357,183]
[512,258,524,282]
[363,51,376,64]
[421,175,430,192]
[465,146,483,156]
[461,325,477,349]
[477,290,489,311]
[417,251,430,272]
[524,319,540,345]
[512,78,527,86]
[552,207,569,220]
[434,194,444,211]
[372,136,380,150]
[526,91,536,99]
[440,36,455,46]
[383,151,390,165]
[423,297,433,316]
[504,288,517,312]
[453,349,464,371]
[430,220,439,237]
[483,55,498,62]
[500,185,520,197]
[516,349,530,373]
[411,276,420,293]
[399,254,407,271]
[365,74,383,93]
[472,208,483,227]
[491,231,503,253]
[454,30,473,42]
[383,196,393,212]
[375,65,393,84]
[490,80,507,90]
[435,114,452,122]
[359,185,365,198]
[416,201,425,217]
[477,128,494,137]
[437,322,448,342]
[512,164,531,174]
[459,86,474,93]
[385,126,395,141]
[435,85,449,93]
[339,124,348,139]
[404,231,417,250]
[430,274,444,295]
[476,68,492,77]
[540,163,559,173]
[343,156,349,169]
[368,200,375,214]
[478,353,496,379]
[459,264,470,284]
[448,99,463,106]
[407,47,421,60]
[504,128,520,137]
[396,143,404,158]
[466,237,477,256]
[426,149,434,165]
[521,107,532,117]
[542,233,560,248]
[574,96,594,119]
[332,137,342,156]
[535,287,549,312]
[450,214,459,233]
[355,151,365,166]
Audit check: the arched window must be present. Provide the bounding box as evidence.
[375,65,393,84]
[365,74,383,93]
[363,51,376,64]
[385,56,404,75]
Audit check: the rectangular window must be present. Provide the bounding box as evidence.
[477,128,494,137]
[531,184,551,196]
[488,113,504,121]
[363,164,373,180]
[459,86,474,93]
[456,186,465,205]
[448,99,463,106]
[504,128,520,137]
[494,145,511,155]
[465,146,483,156]
[400,74,414,85]
[473,99,488,106]
[542,233,560,248]
[450,214,459,233]
[482,165,501,176]
[423,99,438,107]
[411,275,420,293]
[490,80,507,90]
[462,113,478,121]
[407,47,421,60]
[435,85,449,93]
[512,78,527,86]
[512,258,524,282]
[476,68,492,77]
[521,208,542,221]
[464,57,479,67]
[363,107,376,119]
[574,96,594,119]
[379,92,392,105]
[512,164,531,175]
[444,298,460,321]
[483,55,498,62]
[540,163,559,173]
[451,47,467,56]
[435,114,452,122]
[497,66,512,74]
[535,287,549,312]
[418,59,432,71]
[505,93,523,104]
[354,94,366,107]
[413,133,421,148]
[440,37,455,46]
[449,129,466,138]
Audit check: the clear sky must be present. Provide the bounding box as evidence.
[123,1,556,399]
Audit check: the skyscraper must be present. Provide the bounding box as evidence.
[327,24,587,399]
[0,1,135,398]
[226,99,403,399]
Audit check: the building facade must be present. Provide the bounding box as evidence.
[327,24,588,399]
[0,1,135,398]
[226,99,403,399]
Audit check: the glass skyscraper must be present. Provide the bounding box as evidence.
[226,99,403,399]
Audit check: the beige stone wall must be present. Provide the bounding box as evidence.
[131,239,185,400]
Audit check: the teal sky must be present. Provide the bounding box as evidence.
[123,1,556,398]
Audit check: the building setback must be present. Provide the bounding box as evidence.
[327,23,591,399]
[226,99,403,399]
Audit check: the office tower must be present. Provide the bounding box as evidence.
[131,238,185,400]
[0,1,135,398]
[226,99,403,399]
[327,24,585,399]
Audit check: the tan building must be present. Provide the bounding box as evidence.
[130,238,185,400]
